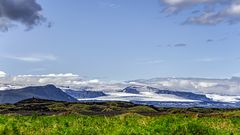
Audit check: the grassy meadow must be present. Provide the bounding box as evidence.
[0,113,240,135]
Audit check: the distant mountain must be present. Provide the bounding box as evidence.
[121,86,159,93]
[155,89,211,102]
[64,89,107,99]
[0,85,78,104]
[121,86,140,94]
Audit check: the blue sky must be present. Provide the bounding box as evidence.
[0,0,240,80]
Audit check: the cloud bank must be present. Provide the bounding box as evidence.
[0,71,240,95]
[0,73,112,91]
[0,0,45,31]
[160,0,240,25]
[130,77,240,95]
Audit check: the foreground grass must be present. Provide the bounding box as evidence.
[0,114,240,135]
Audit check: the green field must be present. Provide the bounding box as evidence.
[0,98,240,135]
[0,113,240,135]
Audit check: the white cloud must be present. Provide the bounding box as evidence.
[0,71,6,77]
[4,54,57,62]
[227,2,240,15]
[71,79,101,86]
[39,73,79,77]
[14,73,81,86]
[88,79,100,84]
[197,82,218,88]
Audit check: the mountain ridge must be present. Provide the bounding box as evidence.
[0,85,78,104]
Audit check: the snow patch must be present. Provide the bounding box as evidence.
[78,92,199,102]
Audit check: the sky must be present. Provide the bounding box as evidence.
[0,0,240,81]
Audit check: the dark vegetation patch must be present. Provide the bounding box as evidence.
[0,98,239,118]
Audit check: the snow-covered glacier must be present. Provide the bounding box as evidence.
[75,86,240,108]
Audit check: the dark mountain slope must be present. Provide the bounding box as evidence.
[155,89,211,102]
[121,86,141,94]
[64,89,107,99]
[0,85,78,104]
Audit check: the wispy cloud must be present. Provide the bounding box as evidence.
[195,58,222,62]
[30,68,47,72]
[99,1,120,9]
[206,39,214,43]
[157,43,188,48]
[160,0,240,25]
[4,54,57,62]
[172,43,188,47]
[138,59,165,65]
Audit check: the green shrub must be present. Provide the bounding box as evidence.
[48,103,67,111]
[129,106,158,113]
